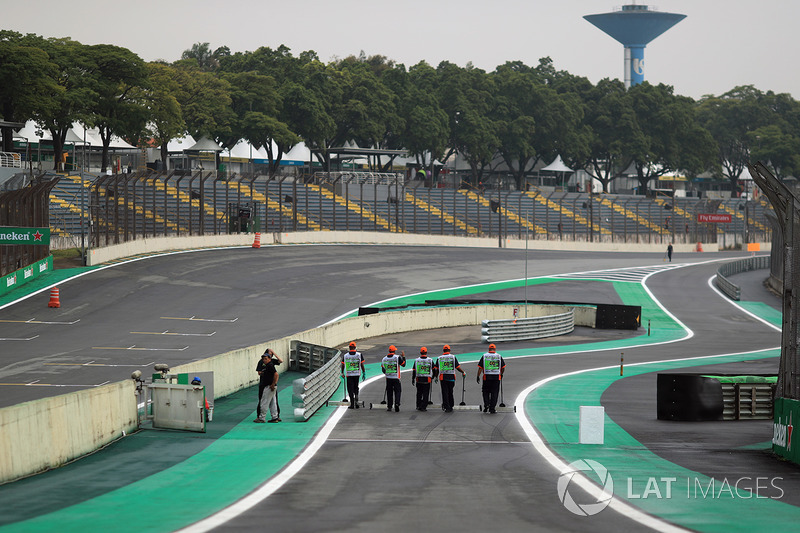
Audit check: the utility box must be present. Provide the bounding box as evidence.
[150,383,206,432]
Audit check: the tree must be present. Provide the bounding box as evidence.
[437,62,498,186]
[85,44,149,172]
[36,37,97,172]
[142,62,186,168]
[696,86,768,192]
[582,78,641,192]
[181,42,228,72]
[335,53,404,170]
[221,70,298,177]
[172,59,233,143]
[747,92,800,181]
[628,83,716,195]
[394,62,449,173]
[0,31,60,152]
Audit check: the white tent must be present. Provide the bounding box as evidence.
[284,142,312,165]
[541,155,574,173]
[166,135,196,153]
[14,121,51,142]
[185,136,222,152]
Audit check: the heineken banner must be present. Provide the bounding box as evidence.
[0,227,50,246]
[773,397,800,465]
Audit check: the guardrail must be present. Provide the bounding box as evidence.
[290,340,339,373]
[481,310,574,343]
[715,255,770,300]
[292,351,342,422]
[721,383,775,420]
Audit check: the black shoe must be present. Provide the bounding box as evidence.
[489,408,496,414]
[445,408,453,413]
[395,405,400,412]
[254,419,266,423]
[355,402,360,409]
[483,406,488,413]
[387,406,392,412]
[267,418,280,423]
[348,404,355,409]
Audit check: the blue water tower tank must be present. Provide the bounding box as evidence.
[584,4,686,88]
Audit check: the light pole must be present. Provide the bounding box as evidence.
[524,209,529,317]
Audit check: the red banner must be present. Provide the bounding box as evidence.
[697,213,732,223]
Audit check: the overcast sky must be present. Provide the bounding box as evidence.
[5,0,799,100]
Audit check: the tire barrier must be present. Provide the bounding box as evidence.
[292,351,342,422]
[481,310,574,343]
[715,255,770,301]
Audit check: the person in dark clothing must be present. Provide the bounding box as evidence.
[341,341,365,409]
[412,347,437,411]
[476,344,506,414]
[667,243,673,262]
[381,345,406,412]
[255,348,283,423]
[435,345,466,412]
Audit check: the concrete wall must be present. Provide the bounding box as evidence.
[84,229,740,266]
[0,381,138,483]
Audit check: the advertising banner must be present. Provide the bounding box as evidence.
[0,227,50,245]
[697,214,732,224]
[773,397,800,464]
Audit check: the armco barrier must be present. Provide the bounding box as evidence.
[715,255,770,301]
[292,352,343,421]
[481,310,574,343]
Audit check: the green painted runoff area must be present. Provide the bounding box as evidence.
[0,266,788,532]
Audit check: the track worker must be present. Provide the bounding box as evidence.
[435,345,466,413]
[255,348,283,423]
[341,341,365,409]
[412,347,437,411]
[381,345,406,412]
[476,344,506,414]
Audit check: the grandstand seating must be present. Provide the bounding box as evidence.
[46,172,773,248]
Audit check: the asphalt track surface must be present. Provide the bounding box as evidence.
[1,244,797,533]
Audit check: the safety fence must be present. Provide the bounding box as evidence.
[480,310,575,343]
[41,170,772,248]
[290,340,340,373]
[292,351,342,422]
[715,255,771,301]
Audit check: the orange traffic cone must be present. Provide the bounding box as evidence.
[696,242,703,252]
[252,232,261,248]
[48,287,61,308]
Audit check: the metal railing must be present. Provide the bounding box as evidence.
[291,350,342,422]
[480,310,575,343]
[715,255,771,301]
[0,152,22,168]
[290,340,340,373]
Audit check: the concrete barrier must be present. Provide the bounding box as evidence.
[83,230,737,266]
[0,381,138,483]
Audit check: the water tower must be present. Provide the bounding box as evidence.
[584,4,686,88]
